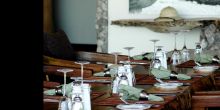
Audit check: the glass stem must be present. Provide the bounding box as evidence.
[174,35,177,50]
[184,36,186,47]
[81,64,83,85]
[128,50,130,61]
[115,55,118,64]
[63,72,66,96]
[153,42,156,60]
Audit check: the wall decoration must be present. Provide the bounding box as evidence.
[129,0,157,13]
[96,0,220,53]
[112,6,204,33]
[185,0,220,5]
[200,20,220,51]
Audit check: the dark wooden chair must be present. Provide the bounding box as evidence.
[191,71,220,110]
[192,91,220,110]
[43,29,131,84]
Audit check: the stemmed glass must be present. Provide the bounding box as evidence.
[123,47,134,62]
[195,42,202,54]
[57,68,73,110]
[149,39,160,74]
[181,30,190,62]
[153,46,164,68]
[149,39,160,60]
[170,31,181,65]
[57,68,74,96]
[75,61,90,85]
[181,30,190,50]
[194,42,203,63]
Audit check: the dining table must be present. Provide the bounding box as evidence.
[43,61,220,110]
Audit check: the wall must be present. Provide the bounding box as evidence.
[54,0,97,44]
[108,0,220,56]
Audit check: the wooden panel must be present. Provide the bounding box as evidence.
[192,94,220,108]
[43,81,60,89]
[74,51,128,64]
[43,55,105,72]
[43,0,53,33]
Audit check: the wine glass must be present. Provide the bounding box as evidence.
[154,46,167,68]
[149,39,160,75]
[118,72,129,86]
[57,68,74,96]
[170,31,181,65]
[75,61,90,85]
[195,42,202,54]
[72,93,84,110]
[123,47,134,62]
[181,30,190,62]
[181,30,190,49]
[111,52,121,64]
[149,39,160,60]
[152,56,161,69]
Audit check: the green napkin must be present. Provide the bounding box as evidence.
[151,66,191,80]
[44,82,73,97]
[195,54,213,63]
[132,55,144,60]
[118,84,143,101]
[108,64,120,69]
[118,84,164,101]
[144,52,154,60]
[93,65,118,77]
[148,94,164,101]
[177,74,191,80]
[150,66,170,79]
[93,72,105,77]
[44,89,56,95]
[132,52,154,60]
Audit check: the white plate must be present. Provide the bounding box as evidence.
[154,82,183,89]
[116,104,152,110]
[193,66,219,73]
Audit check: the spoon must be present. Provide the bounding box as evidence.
[155,78,166,84]
[120,97,130,104]
[212,57,220,63]
[194,61,202,66]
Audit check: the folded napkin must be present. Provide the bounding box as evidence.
[195,54,213,63]
[118,84,164,101]
[177,74,191,80]
[44,82,73,97]
[150,66,170,79]
[144,52,154,60]
[93,64,120,77]
[93,71,106,77]
[150,66,191,80]
[148,94,164,102]
[132,55,144,60]
[132,52,154,60]
[44,89,56,95]
[108,64,120,69]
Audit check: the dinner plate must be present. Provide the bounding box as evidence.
[116,104,152,110]
[154,82,183,89]
[193,66,219,73]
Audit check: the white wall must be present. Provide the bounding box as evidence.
[54,0,97,44]
[108,0,220,56]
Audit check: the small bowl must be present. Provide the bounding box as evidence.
[154,82,183,89]
[116,104,152,110]
[193,66,219,73]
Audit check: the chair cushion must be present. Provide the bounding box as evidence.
[44,30,75,60]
